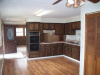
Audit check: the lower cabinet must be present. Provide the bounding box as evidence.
[63,43,80,60]
[40,43,63,57]
[29,51,40,58]
[30,43,80,61]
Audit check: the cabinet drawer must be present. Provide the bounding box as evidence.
[72,45,76,48]
[29,51,39,55]
[29,55,39,58]
[67,44,71,47]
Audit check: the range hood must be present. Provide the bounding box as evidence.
[43,30,55,33]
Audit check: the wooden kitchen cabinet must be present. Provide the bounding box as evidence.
[65,23,72,35]
[43,23,55,30]
[43,23,49,30]
[57,44,63,55]
[44,44,51,56]
[50,23,55,30]
[40,44,45,57]
[52,44,58,55]
[71,45,80,60]
[29,51,40,58]
[55,23,64,35]
[71,22,76,35]
[76,21,81,30]
[63,43,80,60]
[39,23,44,42]
[28,22,40,31]
[66,44,72,57]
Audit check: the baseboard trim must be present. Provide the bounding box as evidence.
[28,55,80,63]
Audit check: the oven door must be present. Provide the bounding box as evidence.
[30,44,39,51]
[30,36,39,43]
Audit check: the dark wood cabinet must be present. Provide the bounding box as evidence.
[76,21,81,30]
[28,22,40,31]
[43,23,55,30]
[71,45,80,60]
[29,51,40,58]
[40,43,63,56]
[43,23,49,30]
[65,23,72,35]
[64,21,80,35]
[50,23,55,30]
[63,43,80,60]
[57,44,63,55]
[71,22,76,35]
[66,44,72,57]
[39,23,44,42]
[40,44,45,57]
[55,23,64,35]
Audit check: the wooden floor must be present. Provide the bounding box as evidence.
[2,56,79,75]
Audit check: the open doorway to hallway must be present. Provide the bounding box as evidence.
[16,26,27,58]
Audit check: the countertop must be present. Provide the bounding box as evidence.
[40,41,80,46]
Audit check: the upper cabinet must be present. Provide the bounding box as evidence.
[43,23,55,30]
[65,23,71,35]
[76,21,81,30]
[27,21,80,35]
[55,23,64,35]
[64,21,80,35]
[27,22,40,31]
[71,22,76,35]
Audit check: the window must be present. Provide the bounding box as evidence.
[16,28,23,36]
[16,27,26,37]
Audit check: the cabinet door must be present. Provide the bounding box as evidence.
[66,23,72,35]
[71,22,76,35]
[50,23,55,30]
[46,47,51,56]
[60,24,65,35]
[53,45,58,55]
[43,23,49,30]
[29,23,39,31]
[55,24,60,35]
[76,21,81,30]
[66,47,72,57]
[71,45,77,59]
[63,44,66,55]
[40,45,45,57]
[39,23,44,42]
[58,44,63,55]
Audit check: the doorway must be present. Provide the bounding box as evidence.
[16,26,27,58]
[4,25,27,59]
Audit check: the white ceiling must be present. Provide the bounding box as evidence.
[0,0,81,24]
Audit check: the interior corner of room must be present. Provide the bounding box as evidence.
[0,0,100,75]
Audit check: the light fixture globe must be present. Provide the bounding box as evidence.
[80,0,85,6]
[66,1,71,7]
[73,0,79,8]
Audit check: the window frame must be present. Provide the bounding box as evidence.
[16,26,26,37]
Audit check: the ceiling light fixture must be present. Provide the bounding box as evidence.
[36,10,52,16]
[66,0,85,8]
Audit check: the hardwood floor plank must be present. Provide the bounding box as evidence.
[2,56,79,75]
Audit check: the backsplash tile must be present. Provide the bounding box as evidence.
[66,30,81,41]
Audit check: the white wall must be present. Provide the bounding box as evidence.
[80,1,100,75]
[0,13,4,75]
[64,16,81,23]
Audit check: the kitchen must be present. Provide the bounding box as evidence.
[0,0,100,75]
